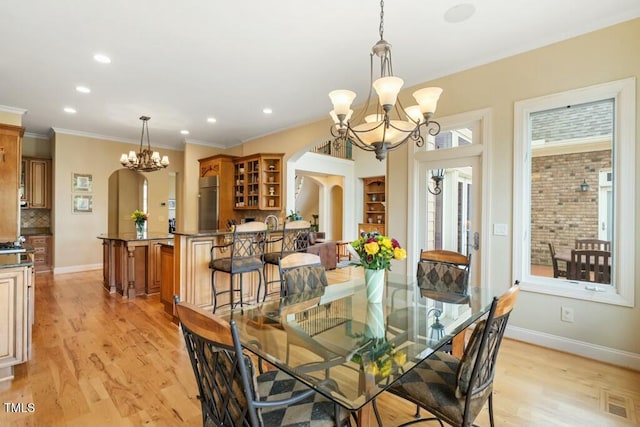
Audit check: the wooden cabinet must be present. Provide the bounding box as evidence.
[198,155,236,229]
[233,153,283,210]
[25,235,52,273]
[0,124,24,242]
[359,176,386,235]
[21,157,51,209]
[159,244,175,318]
[0,266,31,379]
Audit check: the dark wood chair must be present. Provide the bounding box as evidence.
[548,242,567,278]
[575,239,610,251]
[373,283,520,427]
[568,249,611,284]
[174,298,350,427]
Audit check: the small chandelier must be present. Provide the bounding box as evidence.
[328,0,442,161]
[120,116,169,172]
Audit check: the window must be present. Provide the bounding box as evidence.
[513,78,635,306]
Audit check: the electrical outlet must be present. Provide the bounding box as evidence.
[561,306,574,322]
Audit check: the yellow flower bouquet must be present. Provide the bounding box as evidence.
[131,210,148,225]
[351,231,407,270]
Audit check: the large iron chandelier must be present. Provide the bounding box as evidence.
[120,116,169,172]
[329,0,443,161]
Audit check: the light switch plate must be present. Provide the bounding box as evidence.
[493,223,508,236]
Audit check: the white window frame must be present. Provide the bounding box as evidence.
[513,78,635,307]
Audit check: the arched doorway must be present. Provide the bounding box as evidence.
[108,169,147,234]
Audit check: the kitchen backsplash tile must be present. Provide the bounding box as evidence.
[21,209,51,228]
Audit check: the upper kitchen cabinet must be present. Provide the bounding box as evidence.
[233,153,283,211]
[21,157,51,209]
[0,124,24,242]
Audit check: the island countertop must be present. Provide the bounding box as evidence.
[0,252,35,269]
[171,227,284,237]
[96,232,174,242]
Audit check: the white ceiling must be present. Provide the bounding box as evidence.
[1,0,639,152]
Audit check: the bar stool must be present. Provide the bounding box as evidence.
[260,220,311,300]
[209,221,267,312]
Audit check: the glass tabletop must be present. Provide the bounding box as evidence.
[223,277,494,412]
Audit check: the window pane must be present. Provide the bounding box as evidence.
[529,99,613,284]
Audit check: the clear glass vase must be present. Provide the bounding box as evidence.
[365,268,385,303]
[135,221,145,238]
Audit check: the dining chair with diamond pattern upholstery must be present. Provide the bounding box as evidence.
[209,221,267,313]
[279,252,327,296]
[417,249,471,302]
[373,282,520,427]
[175,298,351,427]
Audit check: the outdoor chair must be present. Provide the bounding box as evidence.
[568,249,611,284]
[575,238,611,251]
[548,242,567,278]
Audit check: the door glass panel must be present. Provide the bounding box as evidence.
[528,99,614,284]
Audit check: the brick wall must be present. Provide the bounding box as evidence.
[530,150,611,266]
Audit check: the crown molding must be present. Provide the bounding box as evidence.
[0,105,28,115]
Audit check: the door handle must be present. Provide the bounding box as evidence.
[473,232,480,251]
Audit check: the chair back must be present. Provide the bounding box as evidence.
[417,249,471,297]
[175,300,259,426]
[281,219,312,254]
[575,238,610,251]
[457,283,519,425]
[568,249,611,283]
[229,221,268,263]
[279,252,327,296]
[548,242,567,278]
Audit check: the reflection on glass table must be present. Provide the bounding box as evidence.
[223,276,493,417]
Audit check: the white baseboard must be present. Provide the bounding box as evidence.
[53,263,102,275]
[506,325,640,371]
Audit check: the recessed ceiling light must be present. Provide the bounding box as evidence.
[180,130,189,135]
[75,85,91,94]
[207,117,217,123]
[63,107,77,114]
[263,108,273,114]
[93,53,111,64]
[444,3,476,23]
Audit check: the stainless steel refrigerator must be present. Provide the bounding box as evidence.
[198,176,219,232]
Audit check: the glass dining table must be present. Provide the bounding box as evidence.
[221,276,494,426]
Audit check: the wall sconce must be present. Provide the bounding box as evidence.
[580,179,589,192]
[428,169,445,195]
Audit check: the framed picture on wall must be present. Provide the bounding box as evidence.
[168,199,176,209]
[73,173,93,192]
[73,194,93,214]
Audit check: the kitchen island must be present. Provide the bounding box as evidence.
[98,233,173,298]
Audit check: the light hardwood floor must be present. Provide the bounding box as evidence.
[1,269,638,426]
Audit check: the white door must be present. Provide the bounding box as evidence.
[418,156,482,286]
[410,110,489,288]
